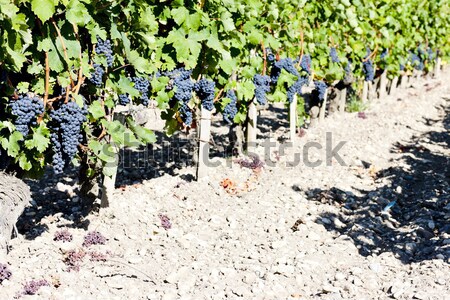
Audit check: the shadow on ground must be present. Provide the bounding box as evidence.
[301,102,449,264]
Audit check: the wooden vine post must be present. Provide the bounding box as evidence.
[435,57,441,78]
[289,94,298,143]
[247,100,258,151]
[389,76,399,95]
[318,88,328,122]
[362,81,369,102]
[197,106,212,179]
[400,73,408,89]
[339,87,347,113]
[100,143,119,208]
[379,71,388,99]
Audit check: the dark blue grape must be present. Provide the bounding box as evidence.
[300,54,311,74]
[131,77,150,106]
[380,49,388,59]
[10,95,44,136]
[89,64,104,87]
[49,101,87,174]
[265,48,275,62]
[96,37,113,67]
[410,51,424,70]
[270,58,299,83]
[363,59,375,81]
[179,103,193,126]
[253,74,271,105]
[426,47,434,60]
[330,47,340,63]
[165,68,194,105]
[194,78,215,111]
[223,90,238,124]
[287,76,308,103]
[118,94,130,105]
[417,45,426,59]
[164,68,195,125]
[314,81,327,101]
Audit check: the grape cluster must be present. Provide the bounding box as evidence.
[287,77,308,103]
[363,59,375,81]
[54,228,73,242]
[314,81,328,100]
[223,90,238,124]
[167,68,194,126]
[178,103,193,126]
[158,214,172,230]
[49,101,87,174]
[89,64,104,87]
[118,94,130,105]
[426,47,434,60]
[95,37,113,67]
[270,58,299,83]
[410,51,424,70]
[330,47,340,63]
[10,95,44,136]
[300,54,311,74]
[22,279,49,295]
[194,78,215,111]
[83,231,107,247]
[131,77,150,106]
[380,49,388,59]
[253,74,271,105]
[417,45,426,58]
[266,47,275,62]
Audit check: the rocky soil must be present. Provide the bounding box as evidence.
[1,69,449,299]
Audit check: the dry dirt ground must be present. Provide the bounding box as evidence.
[1,69,449,299]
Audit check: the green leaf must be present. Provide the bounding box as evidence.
[172,7,188,25]
[18,153,32,171]
[2,131,23,157]
[31,0,57,22]
[88,101,105,119]
[221,11,236,32]
[126,118,156,144]
[24,123,50,152]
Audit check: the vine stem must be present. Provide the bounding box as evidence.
[261,41,267,76]
[37,52,50,123]
[112,64,130,72]
[51,17,74,103]
[73,24,85,95]
[363,44,379,62]
[213,88,224,102]
[296,29,304,68]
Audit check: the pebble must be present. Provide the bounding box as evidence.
[369,263,381,273]
[307,232,321,241]
[416,228,434,239]
[428,220,435,230]
[352,277,363,286]
[405,242,417,254]
[321,217,332,225]
[271,240,287,249]
[335,272,346,281]
[436,254,445,260]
